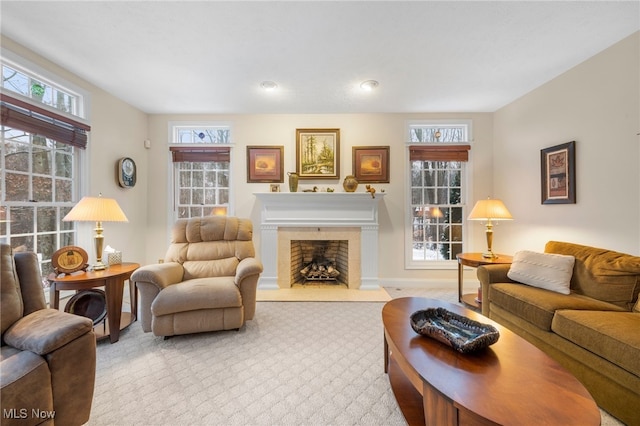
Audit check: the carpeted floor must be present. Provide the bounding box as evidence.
[86,286,623,425]
[256,286,391,302]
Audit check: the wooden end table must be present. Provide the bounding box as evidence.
[382,297,600,425]
[456,252,512,310]
[48,262,139,343]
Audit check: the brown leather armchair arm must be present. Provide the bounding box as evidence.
[4,309,92,355]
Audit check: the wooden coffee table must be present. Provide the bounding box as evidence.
[382,297,600,425]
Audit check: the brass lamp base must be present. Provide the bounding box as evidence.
[93,221,107,270]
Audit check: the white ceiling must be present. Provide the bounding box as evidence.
[1,1,638,115]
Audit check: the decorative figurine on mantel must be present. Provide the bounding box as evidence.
[365,184,376,199]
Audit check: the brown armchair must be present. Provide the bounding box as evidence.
[131,216,263,338]
[1,244,96,426]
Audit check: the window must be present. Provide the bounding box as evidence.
[169,123,232,219]
[406,121,471,267]
[2,62,79,115]
[1,54,89,277]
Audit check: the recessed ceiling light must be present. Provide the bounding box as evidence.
[360,80,379,91]
[260,81,278,91]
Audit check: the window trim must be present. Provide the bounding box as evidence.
[168,122,234,222]
[404,119,473,270]
[0,50,90,275]
[1,47,91,121]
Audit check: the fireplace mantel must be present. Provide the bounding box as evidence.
[254,192,385,290]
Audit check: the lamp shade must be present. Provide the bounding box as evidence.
[63,196,129,223]
[468,198,513,221]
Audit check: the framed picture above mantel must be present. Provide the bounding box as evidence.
[247,145,284,183]
[296,128,340,179]
[352,146,390,183]
[541,141,576,204]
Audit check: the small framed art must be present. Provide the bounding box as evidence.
[352,146,390,183]
[247,146,284,183]
[541,141,576,204]
[296,128,340,179]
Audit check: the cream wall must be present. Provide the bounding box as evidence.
[2,36,149,265]
[493,32,640,255]
[146,113,494,286]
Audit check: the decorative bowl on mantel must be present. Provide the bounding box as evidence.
[410,307,500,353]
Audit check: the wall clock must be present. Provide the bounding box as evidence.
[51,246,89,275]
[117,157,136,188]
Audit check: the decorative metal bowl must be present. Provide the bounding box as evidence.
[410,307,500,353]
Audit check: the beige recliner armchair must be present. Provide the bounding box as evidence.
[131,216,263,338]
[1,244,96,426]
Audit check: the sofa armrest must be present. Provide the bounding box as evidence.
[3,309,92,355]
[477,264,518,316]
[235,257,263,321]
[235,257,263,285]
[131,262,184,290]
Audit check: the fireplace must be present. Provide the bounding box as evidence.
[254,192,385,290]
[291,240,348,285]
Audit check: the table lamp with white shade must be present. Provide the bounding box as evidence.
[467,198,513,259]
[63,194,128,270]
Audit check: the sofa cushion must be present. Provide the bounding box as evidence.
[507,250,575,294]
[152,277,241,316]
[552,310,640,375]
[634,298,640,313]
[489,283,626,331]
[545,241,640,309]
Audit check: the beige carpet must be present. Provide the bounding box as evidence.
[256,286,391,302]
[81,286,622,425]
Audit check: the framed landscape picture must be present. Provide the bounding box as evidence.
[296,128,340,179]
[541,141,576,204]
[247,146,284,183]
[352,146,390,183]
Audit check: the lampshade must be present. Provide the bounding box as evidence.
[63,195,128,270]
[63,196,129,223]
[467,199,513,221]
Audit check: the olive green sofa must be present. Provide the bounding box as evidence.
[477,241,640,426]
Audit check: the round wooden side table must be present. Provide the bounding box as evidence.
[48,262,139,343]
[456,253,513,310]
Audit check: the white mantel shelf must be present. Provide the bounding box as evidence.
[254,192,386,290]
[254,192,385,227]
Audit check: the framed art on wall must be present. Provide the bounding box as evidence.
[296,128,340,179]
[541,141,576,204]
[247,146,284,183]
[352,146,390,183]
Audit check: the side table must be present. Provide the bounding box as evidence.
[48,262,140,343]
[456,253,512,310]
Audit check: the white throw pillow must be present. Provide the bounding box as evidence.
[507,250,575,295]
